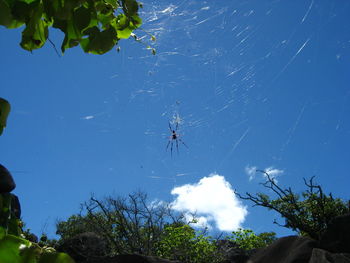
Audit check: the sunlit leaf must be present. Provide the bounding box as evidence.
[114,14,141,39]
[20,19,48,51]
[0,235,31,263]
[117,26,133,39]
[0,231,74,263]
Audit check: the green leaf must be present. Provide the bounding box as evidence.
[20,19,49,51]
[80,26,118,54]
[73,6,90,32]
[117,26,132,39]
[3,0,143,54]
[61,19,81,53]
[38,252,75,263]
[0,0,14,27]
[113,14,141,39]
[18,245,40,263]
[0,227,5,239]
[11,1,33,23]
[123,0,138,16]
[0,232,75,263]
[0,98,10,136]
[19,4,49,51]
[0,235,31,263]
[21,0,38,4]
[44,0,75,21]
[97,12,114,29]
[105,0,118,9]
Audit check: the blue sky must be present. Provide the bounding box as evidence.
[1,0,350,238]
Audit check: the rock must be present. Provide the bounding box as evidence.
[320,213,350,253]
[308,248,350,263]
[11,194,21,219]
[216,239,250,263]
[0,164,16,193]
[26,232,39,243]
[247,235,319,263]
[105,254,182,263]
[57,232,110,263]
[80,254,182,263]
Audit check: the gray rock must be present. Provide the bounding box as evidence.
[247,235,319,263]
[75,254,182,263]
[10,193,21,219]
[57,232,110,263]
[320,213,350,253]
[106,254,182,263]
[308,248,350,263]
[0,164,16,193]
[216,239,250,263]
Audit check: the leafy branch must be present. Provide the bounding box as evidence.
[236,170,349,240]
[0,0,148,54]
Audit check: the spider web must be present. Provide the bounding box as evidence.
[108,0,350,233]
[12,0,348,237]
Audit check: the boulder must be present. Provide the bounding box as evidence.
[57,232,110,263]
[104,254,182,263]
[11,194,21,219]
[308,248,350,263]
[216,239,251,263]
[0,164,16,193]
[247,235,319,263]
[320,213,350,253]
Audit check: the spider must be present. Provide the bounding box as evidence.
[166,122,188,156]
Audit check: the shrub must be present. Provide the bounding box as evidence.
[156,222,220,263]
[227,228,276,250]
[56,191,183,256]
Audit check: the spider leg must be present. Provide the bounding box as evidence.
[175,122,179,131]
[166,140,171,151]
[168,122,173,132]
[178,138,188,148]
[176,139,179,155]
[170,141,174,156]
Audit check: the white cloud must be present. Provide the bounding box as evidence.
[81,115,94,120]
[245,166,284,183]
[264,167,283,176]
[183,214,213,230]
[264,167,283,183]
[245,166,257,181]
[170,174,248,232]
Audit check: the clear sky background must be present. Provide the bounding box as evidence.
[1,0,350,239]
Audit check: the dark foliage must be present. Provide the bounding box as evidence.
[56,191,184,257]
[236,170,349,240]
